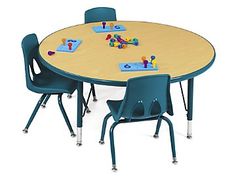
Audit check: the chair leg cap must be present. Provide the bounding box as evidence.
[99,140,105,144]
[41,104,46,108]
[153,134,159,138]
[86,108,91,113]
[76,142,82,146]
[112,165,117,172]
[172,158,178,164]
[71,133,76,137]
[187,135,192,139]
[93,96,98,102]
[23,129,28,134]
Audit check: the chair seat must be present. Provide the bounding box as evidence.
[32,71,76,94]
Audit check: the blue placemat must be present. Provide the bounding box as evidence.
[119,62,158,72]
[56,39,82,53]
[92,25,126,33]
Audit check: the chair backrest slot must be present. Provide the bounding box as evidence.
[131,101,145,118]
[32,59,41,74]
[150,99,161,116]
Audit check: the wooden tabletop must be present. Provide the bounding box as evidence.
[39,21,215,85]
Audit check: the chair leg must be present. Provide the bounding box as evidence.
[161,116,178,164]
[91,83,97,101]
[99,113,112,144]
[82,96,91,114]
[154,117,163,138]
[41,94,51,108]
[81,84,97,116]
[58,94,76,137]
[109,121,119,171]
[23,94,47,133]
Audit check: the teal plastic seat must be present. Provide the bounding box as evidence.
[21,33,88,136]
[85,7,117,23]
[99,75,177,171]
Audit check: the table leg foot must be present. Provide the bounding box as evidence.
[112,165,118,172]
[76,127,82,146]
[187,120,192,139]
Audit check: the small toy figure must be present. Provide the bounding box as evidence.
[110,23,114,30]
[68,42,72,50]
[141,56,146,62]
[141,56,148,68]
[62,38,66,45]
[152,60,157,68]
[150,55,157,68]
[143,60,148,68]
[48,51,55,56]
[102,21,106,29]
[150,55,156,62]
[106,34,112,40]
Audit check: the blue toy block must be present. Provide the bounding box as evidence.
[56,39,82,53]
[119,62,158,72]
[92,25,126,33]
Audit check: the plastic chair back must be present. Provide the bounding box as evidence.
[85,7,117,23]
[21,33,47,92]
[117,75,173,121]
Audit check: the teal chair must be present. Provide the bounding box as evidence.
[99,75,177,171]
[21,33,89,136]
[85,7,117,23]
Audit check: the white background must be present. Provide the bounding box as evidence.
[0,0,235,176]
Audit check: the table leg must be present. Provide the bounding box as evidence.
[187,78,194,139]
[77,81,83,146]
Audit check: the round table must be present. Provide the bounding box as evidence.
[39,21,215,144]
